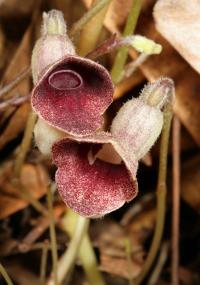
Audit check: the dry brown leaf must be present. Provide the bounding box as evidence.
[6,262,40,285]
[178,267,200,285]
[0,162,49,219]
[0,12,41,146]
[0,0,34,18]
[100,254,141,279]
[92,219,143,279]
[127,208,156,244]
[82,0,133,34]
[154,0,200,74]
[0,103,30,150]
[181,155,200,214]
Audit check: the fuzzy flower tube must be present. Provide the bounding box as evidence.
[31,10,174,218]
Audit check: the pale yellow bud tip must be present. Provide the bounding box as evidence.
[42,10,66,36]
[140,77,174,109]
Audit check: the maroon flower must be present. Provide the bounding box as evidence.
[31,55,114,137]
[52,137,138,217]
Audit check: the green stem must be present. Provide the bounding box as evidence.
[70,0,112,37]
[40,243,48,285]
[63,210,105,285]
[47,186,58,285]
[13,110,47,215]
[0,263,14,285]
[134,101,173,284]
[47,212,89,285]
[124,238,134,285]
[110,0,142,84]
[14,111,37,177]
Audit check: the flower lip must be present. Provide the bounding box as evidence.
[31,55,114,136]
[48,69,83,90]
[52,139,138,217]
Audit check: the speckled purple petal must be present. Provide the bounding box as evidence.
[31,55,114,136]
[52,139,138,217]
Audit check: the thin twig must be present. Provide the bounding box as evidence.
[147,242,169,285]
[19,204,64,250]
[0,94,30,111]
[111,0,142,83]
[47,186,58,285]
[16,182,48,216]
[172,116,181,285]
[0,263,14,285]
[0,67,31,98]
[40,242,49,285]
[47,214,89,285]
[86,34,118,60]
[69,0,111,37]
[134,100,173,284]
[124,54,149,79]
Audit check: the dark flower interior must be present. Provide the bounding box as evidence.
[32,55,114,136]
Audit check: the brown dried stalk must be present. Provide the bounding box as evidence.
[172,116,181,285]
[47,186,58,285]
[0,67,31,98]
[0,94,30,111]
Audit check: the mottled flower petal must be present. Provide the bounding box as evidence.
[52,139,138,217]
[31,55,113,136]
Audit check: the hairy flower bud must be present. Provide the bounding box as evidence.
[111,78,174,161]
[31,10,75,84]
